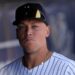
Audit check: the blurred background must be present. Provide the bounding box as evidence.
[0,0,75,69]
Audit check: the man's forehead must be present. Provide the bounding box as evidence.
[20,19,45,24]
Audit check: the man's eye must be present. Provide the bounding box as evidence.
[32,26,38,28]
[17,24,25,28]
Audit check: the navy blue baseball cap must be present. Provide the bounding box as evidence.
[13,3,48,25]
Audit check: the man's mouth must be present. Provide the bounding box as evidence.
[26,39,33,41]
[25,37,33,41]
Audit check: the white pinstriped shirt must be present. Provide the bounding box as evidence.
[0,52,75,75]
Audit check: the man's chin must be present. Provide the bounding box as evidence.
[23,45,40,54]
[23,48,38,54]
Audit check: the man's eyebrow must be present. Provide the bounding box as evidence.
[31,21,41,24]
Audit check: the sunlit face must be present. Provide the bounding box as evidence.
[16,19,50,54]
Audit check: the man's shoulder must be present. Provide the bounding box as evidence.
[52,52,75,67]
[0,57,22,73]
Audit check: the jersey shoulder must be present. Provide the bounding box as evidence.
[53,52,75,66]
[53,52,75,73]
[0,57,22,75]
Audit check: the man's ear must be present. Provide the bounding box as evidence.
[46,25,51,38]
[16,29,19,39]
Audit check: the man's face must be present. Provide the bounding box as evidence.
[16,19,50,54]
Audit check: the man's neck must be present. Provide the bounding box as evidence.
[22,49,52,69]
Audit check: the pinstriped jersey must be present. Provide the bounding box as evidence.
[0,52,75,75]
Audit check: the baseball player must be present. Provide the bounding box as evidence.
[0,3,75,75]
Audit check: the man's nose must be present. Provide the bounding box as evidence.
[26,27,32,36]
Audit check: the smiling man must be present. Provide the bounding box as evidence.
[0,3,75,75]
